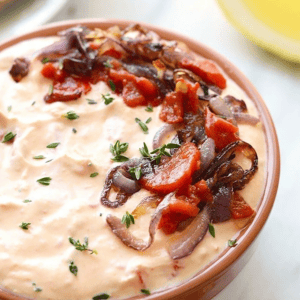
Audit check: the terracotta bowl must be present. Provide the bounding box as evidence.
[0,19,280,300]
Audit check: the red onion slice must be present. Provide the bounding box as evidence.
[106,193,174,251]
[209,96,235,122]
[233,112,260,125]
[200,138,216,172]
[211,186,232,223]
[168,205,211,260]
[112,168,140,194]
[152,124,180,149]
[131,195,162,219]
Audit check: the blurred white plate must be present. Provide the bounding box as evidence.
[0,0,68,41]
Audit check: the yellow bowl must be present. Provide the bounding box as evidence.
[217,0,300,63]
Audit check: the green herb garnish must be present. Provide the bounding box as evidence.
[69,260,78,276]
[90,172,99,178]
[121,211,135,229]
[23,199,32,203]
[46,142,59,148]
[2,132,16,143]
[41,57,49,64]
[7,105,12,112]
[19,222,31,230]
[92,293,110,300]
[37,177,52,186]
[33,155,45,160]
[31,101,36,106]
[32,282,42,292]
[86,98,98,105]
[48,84,54,96]
[45,159,53,163]
[63,111,79,120]
[108,80,116,92]
[72,128,77,134]
[228,239,237,247]
[128,166,142,180]
[145,117,152,124]
[141,289,151,295]
[145,105,153,112]
[102,93,114,105]
[104,61,113,68]
[208,223,215,238]
[139,142,180,164]
[202,85,209,96]
[69,237,97,254]
[135,118,148,134]
[109,140,129,162]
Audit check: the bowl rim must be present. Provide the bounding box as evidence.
[0,19,280,300]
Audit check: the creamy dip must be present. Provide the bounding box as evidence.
[0,37,266,299]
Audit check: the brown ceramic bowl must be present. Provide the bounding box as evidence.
[0,19,280,300]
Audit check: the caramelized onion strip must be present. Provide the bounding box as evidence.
[168,205,211,260]
[106,193,173,251]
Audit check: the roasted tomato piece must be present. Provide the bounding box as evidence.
[41,62,67,82]
[158,199,199,235]
[230,192,254,219]
[44,77,91,103]
[176,78,200,114]
[109,69,158,106]
[180,57,226,89]
[122,81,147,107]
[159,91,184,124]
[140,142,200,194]
[205,107,239,150]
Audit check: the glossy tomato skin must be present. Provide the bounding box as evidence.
[205,107,239,150]
[180,57,227,89]
[230,192,255,219]
[140,142,200,194]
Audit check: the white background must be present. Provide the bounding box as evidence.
[1,0,299,299]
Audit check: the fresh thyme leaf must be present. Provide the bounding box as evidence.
[102,93,114,105]
[202,85,209,96]
[128,166,142,180]
[92,293,110,300]
[121,211,135,229]
[19,222,31,230]
[148,143,180,164]
[69,260,78,276]
[69,236,97,254]
[110,140,129,162]
[41,57,49,64]
[145,104,153,112]
[23,199,32,203]
[2,132,16,143]
[63,111,79,120]
[228,239,237,247]
[33,155,45,160]
[139,142,151,158]
[31,101,36,106]
[37,177,52,186]
[108,80,116,92]
[46,142,60,148]
[104,61,113,68]
[7,105,12,112]
[208,223,215,238]
[86,98,98,105]
[145,117,152,124]
[32,283,42,292]
[90,172,99,178]
[48,84,54,96]
[141,289,151,295]
[135,118,148,134]
[45,159,53,163]
[72,128,77,134]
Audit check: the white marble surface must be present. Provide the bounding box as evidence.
[1,0,299,299]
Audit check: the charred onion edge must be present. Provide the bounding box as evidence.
[201,140,258,191]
